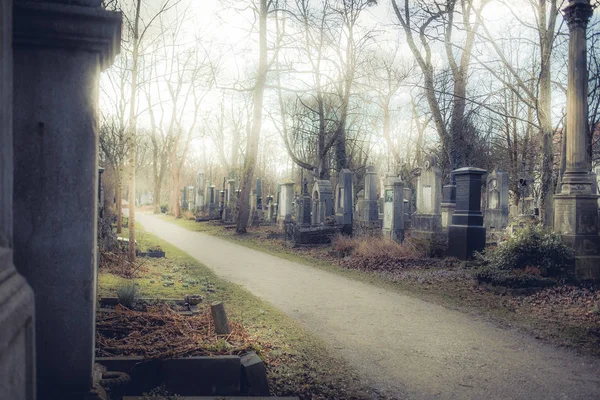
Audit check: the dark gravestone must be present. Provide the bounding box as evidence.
[447,168,487,260]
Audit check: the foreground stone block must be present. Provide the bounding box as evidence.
[240,352,269,395]
[162,356,241,396]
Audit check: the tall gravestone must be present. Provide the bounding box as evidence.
[12,0,121,397]
[311,179,334,225]
[382,175,405,242]
[335,169,353,234]
[413,156,442,228]
[196,171,205,212]
[363,166,379,222]
[208,185,218,218]
[187,186,195,212]
[553,0,600,280]
[485,169,509,230]
[447,168,487,260]
[403,187,412,229]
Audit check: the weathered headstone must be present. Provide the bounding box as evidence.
[335,169,353,234]
[187,186,195,212]
[311,179,334,225]
[447,168,487,260]
[413,155,442,231]
[278,182,294,229]
[181,186,188,211]
[485,169,509,230]
[382,174,405,242]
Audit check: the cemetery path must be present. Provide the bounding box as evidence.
[137,212,600,400]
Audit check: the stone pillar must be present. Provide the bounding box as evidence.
[196,171,205,212]
[12,0,121,398]
[0,1,36,397]
[382,175,405,242]
[447,168,487,260]
[278,182,294,229]
[554,0,600,280]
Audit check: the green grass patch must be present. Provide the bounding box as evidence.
[100,223,380,399]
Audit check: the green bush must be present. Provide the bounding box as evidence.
[475,224,575,287]
[160,203,168,213]
[116,281,140,308]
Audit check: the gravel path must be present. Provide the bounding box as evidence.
[137,213,600,400]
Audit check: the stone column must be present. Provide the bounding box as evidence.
[447,168,487,260]
[12,1,121,398]
[554,0,600,280]
[441,184,456,229]
[0,1,36,397]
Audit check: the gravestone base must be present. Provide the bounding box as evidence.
[412,214,442,231]
[409,229,447,257]
[441,203,455,229]
[382,226,404,243]
[554,193,600,281]
[354,220,382,237]
[298,196,312,226]
[285,223,341,247]
[447,225,486,260]
[485,208,509,231]
[336,214,353,235]
[363,200,379,222]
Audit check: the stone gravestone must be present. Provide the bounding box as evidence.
[256,178,263,213]
[363,166,379,222]
[447,167,487,260]
[208,185,218,218]
[222,179,236,223]
[485,169,509,230]
[278,182,295,229]
[311,179,334,225]
[382,174,405,242]
[250,189,258,225]
[412,156,444,254]
[196,171,205,213]
[441,183,456,229]
[266,196,275,223]
[335,169,353,234]
[181,186,188,211]
[187,186,195,212]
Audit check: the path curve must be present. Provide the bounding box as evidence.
[137,213,600,400]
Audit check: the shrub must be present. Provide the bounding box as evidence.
[335,236,427,271]
[116,281,140,308]
[475,224,575,287]
[160,203,168,213]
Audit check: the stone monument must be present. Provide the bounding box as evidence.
[485,169,509,230]
[335,169,353,234]
[382,174,405,242]
[278,182,295,229]
[311,179,334,225]
[196,170,205,212]
[412,156,444,253]
[447,168,487,260]
[553,0,600,280]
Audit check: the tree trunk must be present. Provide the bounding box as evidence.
[116,166,123,233]
[127,0,142,263]
[236,0,268,234]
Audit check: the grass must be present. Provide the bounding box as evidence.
[159,215,600,358]
[100,224,382,399]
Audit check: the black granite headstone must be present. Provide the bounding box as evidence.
[447,167,486,260]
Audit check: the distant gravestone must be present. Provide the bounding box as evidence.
[208,185,218,218]
[485,169,509,230]
[196,171,205,212]
[335,169,353,234]
[382,174,404,242]
[413,155,442,231]
[311,179,334,225]
[403,187,412,229]
[447,167,487,260]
